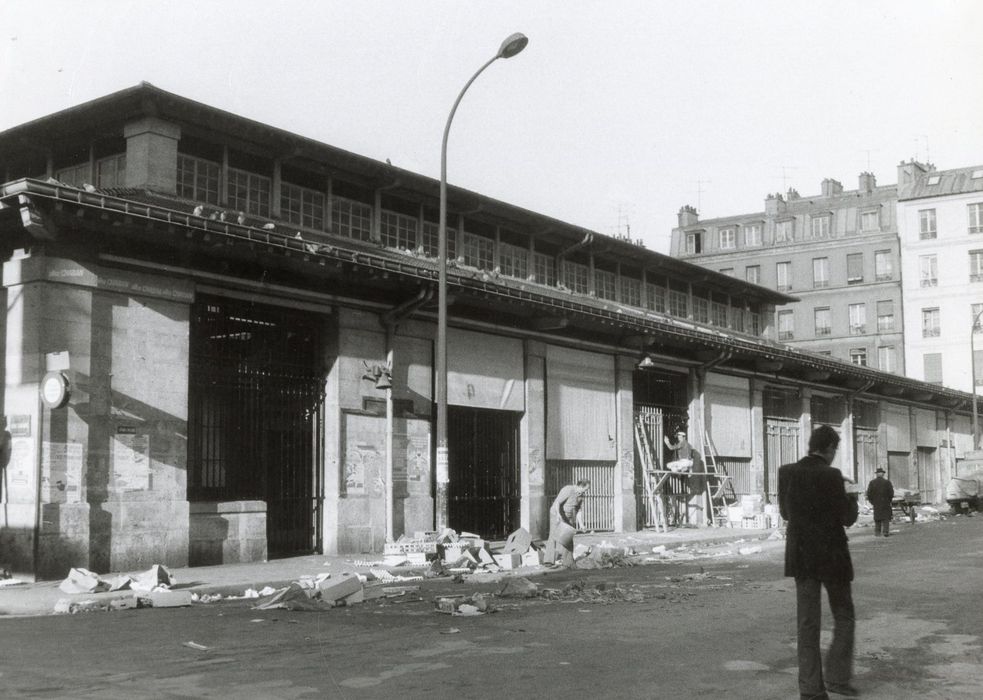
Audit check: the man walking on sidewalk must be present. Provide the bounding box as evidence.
[865,467,894,537]
[779,425,860,699]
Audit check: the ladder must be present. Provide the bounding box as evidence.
[702,430,737,526]
[634,414,669,532]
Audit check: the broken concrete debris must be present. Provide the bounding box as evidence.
[252,573,365,611]
[497,576,539,599]
[434,592,493,615]
[58,564,176,595]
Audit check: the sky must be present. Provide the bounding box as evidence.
[2,1,982,253]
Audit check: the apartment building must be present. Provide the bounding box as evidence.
[898,161,983,393]
[669,173,905,374]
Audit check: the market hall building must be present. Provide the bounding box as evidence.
[0,84,975,580]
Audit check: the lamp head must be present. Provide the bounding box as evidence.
[498,32,528,59]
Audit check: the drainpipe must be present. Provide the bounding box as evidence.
[380,286,434,542]
[557,231,594,258]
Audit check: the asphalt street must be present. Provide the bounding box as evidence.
[1,516,981,699]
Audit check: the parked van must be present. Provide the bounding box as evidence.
[945,473,983,513]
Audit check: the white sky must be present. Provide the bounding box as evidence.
[2,1,982,253]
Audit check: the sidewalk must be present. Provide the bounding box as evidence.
[0,525,776,618]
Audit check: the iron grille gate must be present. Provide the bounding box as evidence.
[635,404,689,527]
[765,418,800,501]
[447,406,521,540]
[188,298,325,558]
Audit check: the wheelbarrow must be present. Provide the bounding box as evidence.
[893,490,920,524]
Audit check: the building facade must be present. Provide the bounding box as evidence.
[0,85,976,581]
[669,173,905,374]
[897,162,983,394]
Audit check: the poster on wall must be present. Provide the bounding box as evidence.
[393,420,429,484]
[7,437,35,497]
[113,427,151,491]
[343,413,383,496]
[41,441,84,503]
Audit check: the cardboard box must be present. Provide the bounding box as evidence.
[317,574,363,603]
[495,553,521,570]
[521,550,543,567]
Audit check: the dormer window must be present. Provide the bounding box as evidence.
[743,223,762,246]
[860,209,880,232]
[685,231,703,254]
[775,219,794,242]
[719,228,736,249]
[810,214,831,239]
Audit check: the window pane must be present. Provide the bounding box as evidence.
[849,303,866,334]
[923,353,942,384]
[532,251,555,286]
[919,209,937,239]
[919,255,938,287]
[813,258,829,288]
[462,232,495,270]
[814,307,831,336]
[847,253,863,283]
[969,203,983,234]
[921,308,940,337]
[594,269,617,300]
[777,262,791,291]
[562,260,590,294]
[875,250,893,280]
[777,310,794,340]
[719,228,735,249]
[332,196,372,241]
[743,224,761,246]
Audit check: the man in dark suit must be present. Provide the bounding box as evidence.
[778,424,860,700]
[865,467,895,537]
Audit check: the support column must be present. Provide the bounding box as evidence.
[614,354,636,533]
[520,341,547,537]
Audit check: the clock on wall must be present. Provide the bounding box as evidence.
[41,371,71,409]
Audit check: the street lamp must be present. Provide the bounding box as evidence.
[435,32,529,531]
[972,307,983,450]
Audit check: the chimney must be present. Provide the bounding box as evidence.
[786,188,800,200]
[858,172,876,193]
[765,193,786,217]
[897,159,932,186]
[677,205,699,227]
[820,178,843,197]
[123,117,181,194]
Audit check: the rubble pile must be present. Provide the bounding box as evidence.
[54,564,191,614]
[382,527,546,575]
[539,579,645,604]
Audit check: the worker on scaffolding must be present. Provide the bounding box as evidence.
[664,429,694,473]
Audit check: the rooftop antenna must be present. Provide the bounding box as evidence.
[611,201,633,239]
[919,134,931,165]
[774,164,799,193]
[693,179,710,212]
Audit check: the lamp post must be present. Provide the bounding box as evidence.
[435,32,528,531]
[972,307,983,450]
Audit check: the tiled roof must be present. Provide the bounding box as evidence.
[899,165,983,200]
